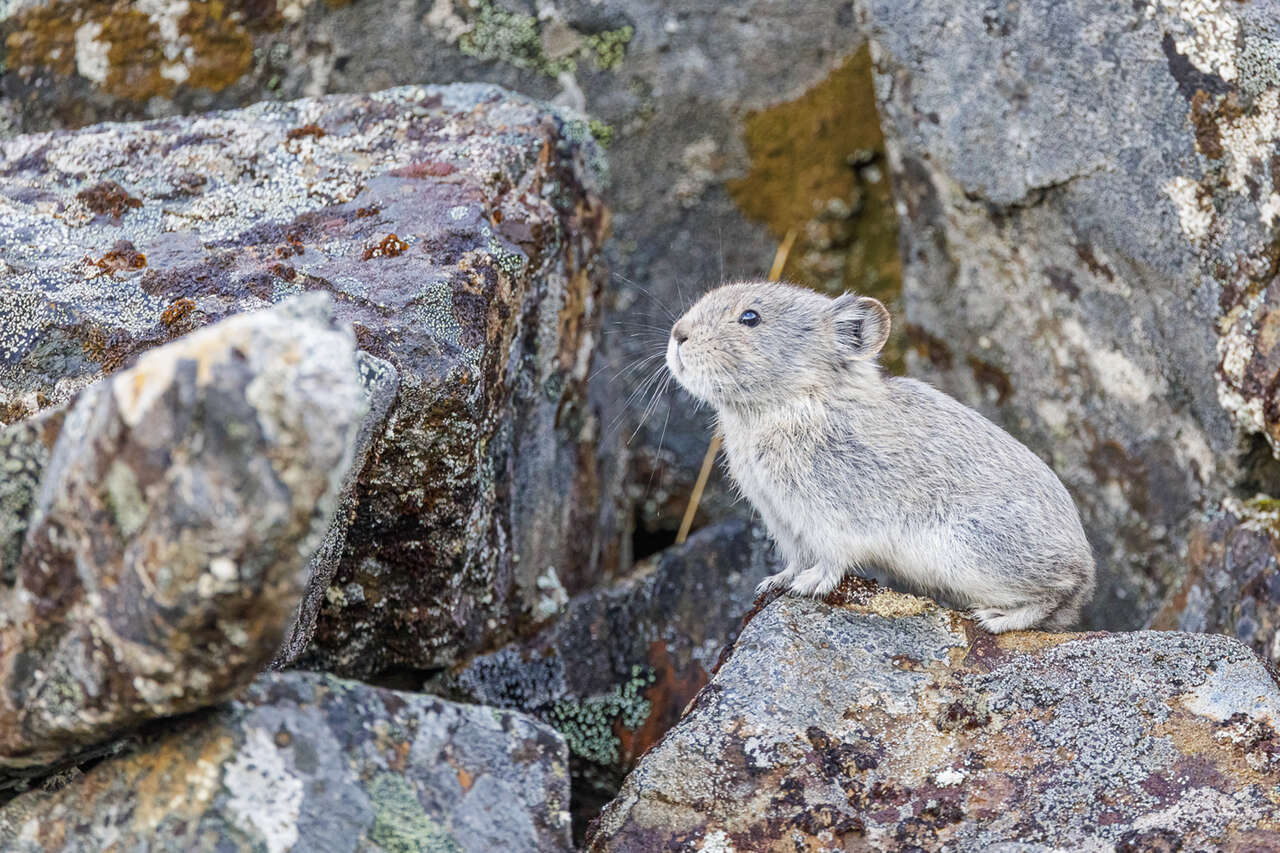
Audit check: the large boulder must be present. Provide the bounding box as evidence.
[858,0,1280,630]
[443,517,778,836]
[0,82,609,676]
[0,671,573,852]
[0,295,364,775]
[589,579,1280,851]
[0,0,898,566]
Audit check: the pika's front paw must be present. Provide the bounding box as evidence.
[755,566,799,596]
[787,565,843,598]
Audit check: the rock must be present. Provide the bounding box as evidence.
[0,83,608,676]
[272,350,398,669]
[0,294,364,774]
[442,517,778,837]
[0,0,899,568]
[858,0,1280,630]
[589,578,1280,851]
[1151,497,1280,666]
[0,671,573,853]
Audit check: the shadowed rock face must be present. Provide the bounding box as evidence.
[1152,498,1280,667]
[0,294,363,774]
[859,0,1280,631]
[0,83,609,677]
[588,578,1280,851]
[0,671,574,853]
[443,517,779,840]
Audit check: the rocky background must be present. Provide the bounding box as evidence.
[2,0,1280,849]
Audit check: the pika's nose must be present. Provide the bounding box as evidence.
[672,320,690,345]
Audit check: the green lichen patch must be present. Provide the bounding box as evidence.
[456,1,632,78]
[368,772,462,853]
[547,666,656,766]
[582,26,633,72]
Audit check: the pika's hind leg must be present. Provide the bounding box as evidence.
[972,600,1054,633]
[788,563,845,598]
[755,564,802,596]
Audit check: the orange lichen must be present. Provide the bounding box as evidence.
[5,1,253,101]
[362,234,409,261]
[728,45,905,369]
[160,298,196,327]
[77,181,142,218]
[286,123,327,141]
[93,241,147,275]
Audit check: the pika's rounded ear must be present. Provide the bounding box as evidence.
[827,294,890,360]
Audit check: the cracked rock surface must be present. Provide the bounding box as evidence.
[444,517,778,838]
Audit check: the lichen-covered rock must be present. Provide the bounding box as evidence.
[589,578,1280,851]
[858,0,1280,630]
[272,350,398,669]
[0,294,363,773]
[0,671,573,853]
[0,83,608,676]
[1152,497,1280,665]
[0,0,898,567]
[443,517,778,836]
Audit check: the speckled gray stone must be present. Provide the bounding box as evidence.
[0,671,573,853]
[589,579,1280,851]
[0,0,880,574]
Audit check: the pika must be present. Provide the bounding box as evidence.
[666,281,1095,632]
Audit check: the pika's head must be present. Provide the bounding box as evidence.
[666,281,890,409]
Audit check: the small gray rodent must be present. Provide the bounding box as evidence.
[665,281,1095,632]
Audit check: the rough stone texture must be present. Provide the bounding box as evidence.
[858,0,1280,630]
[589,578,1280,851]
[272,350,398,668]
[1152,497,1280,667]
[0,671,573,852]
[0,0,899,566]
[0,82,608,676]
[442,517,778,838]
[0,295,364,773]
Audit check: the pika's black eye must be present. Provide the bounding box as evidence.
[738,309,761,327]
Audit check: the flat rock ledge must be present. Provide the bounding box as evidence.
[588,578,1280,851]
[0,671,573,853]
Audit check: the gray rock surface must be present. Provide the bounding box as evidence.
[0,82,608,676]
[443,517,778,836]
[0,294,363,773]
[589,578,1280,851]
[0,671,573,853]
[859,0,1280,629]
